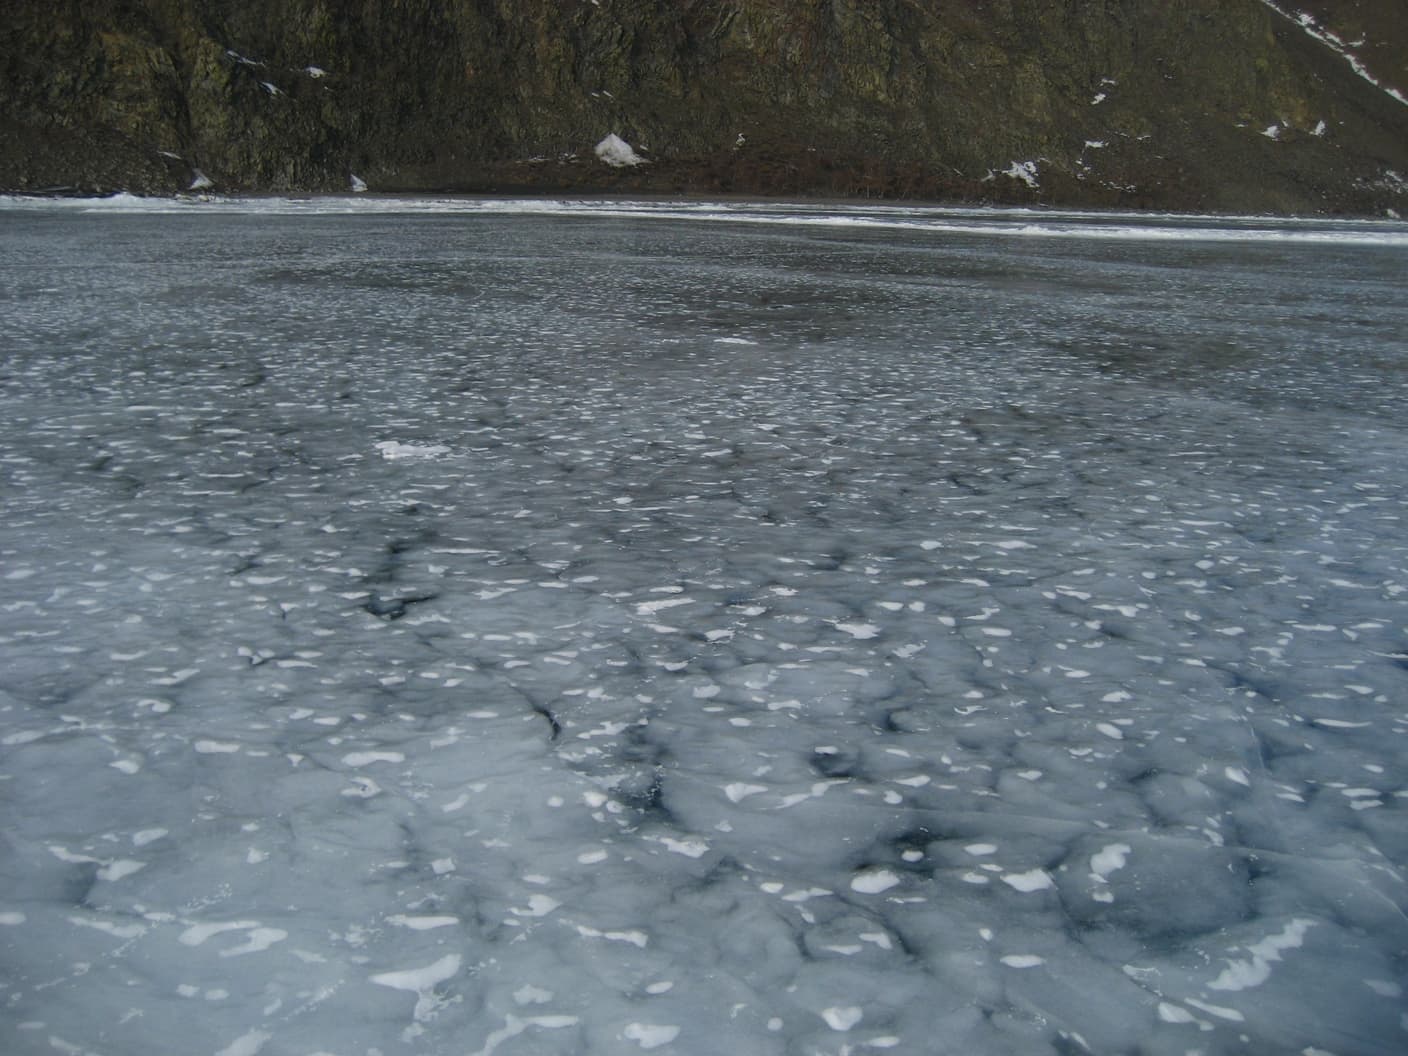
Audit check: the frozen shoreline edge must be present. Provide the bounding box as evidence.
[4,191,1408,247]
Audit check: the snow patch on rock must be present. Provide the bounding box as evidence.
[988,160,1040,189]
[595,134,646,168]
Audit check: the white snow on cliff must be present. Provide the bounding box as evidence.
[594,134,646,167]
[986,160,1040,189]
[1257,1,1408,106]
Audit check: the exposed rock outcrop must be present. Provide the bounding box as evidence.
[2,0,1405,213]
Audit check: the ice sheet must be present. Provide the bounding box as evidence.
[1,201,1405,1055]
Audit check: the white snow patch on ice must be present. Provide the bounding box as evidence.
[2,729,47,745]
[68,915,146,939]
[514,984,554,1005]
[215,1030,272,1056]
[575,924,649,947]
[1001,954,1046,968]
[194,740,241,754]
[387,915,458,930]
[342,751,405,767]
[1208,919,1315,991]
[657,836,709,858]
[821,1006,864,1031]
[97,859,146,882]
[636,596,692,616]
[372,953,462,1021]
[623,1023,681,1049]
[469,1014,579,1056]
[851,869,901,894]
[1157,1002,1199,1024]
[1185,997,1246,1022]
[219,927,287,957]
[376,441,449,460]
[1001,869,1054,893]
[835,622,881,639]
[510,894,561,918]
[180,921,260,947]
[1090,844,1131,879]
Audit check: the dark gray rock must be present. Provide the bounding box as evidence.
[2,0,1405,213]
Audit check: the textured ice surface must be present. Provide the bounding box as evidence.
[1,198,1406,1056]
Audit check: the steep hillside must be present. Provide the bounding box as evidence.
[2,0,1405,213]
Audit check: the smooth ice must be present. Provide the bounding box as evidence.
[1,197,1406,1056]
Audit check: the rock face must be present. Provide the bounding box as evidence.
[2,0,1405,213]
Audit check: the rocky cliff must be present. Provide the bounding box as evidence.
[2,0,1405,213]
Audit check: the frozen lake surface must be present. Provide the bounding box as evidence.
[1,196,1406,1055]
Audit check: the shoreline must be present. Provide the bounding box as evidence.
[6,191,1406,245]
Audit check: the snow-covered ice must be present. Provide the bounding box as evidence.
[0,196,1405,1055]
